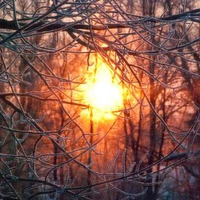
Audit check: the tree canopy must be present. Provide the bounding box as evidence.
[0,1,200,200]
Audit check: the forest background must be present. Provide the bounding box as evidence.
[0,0,200,199]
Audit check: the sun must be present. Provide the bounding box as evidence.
[82,54,124,120]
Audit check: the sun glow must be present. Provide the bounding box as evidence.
[82,54,124,120]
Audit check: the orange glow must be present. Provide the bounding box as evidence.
[82,54,123,120]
